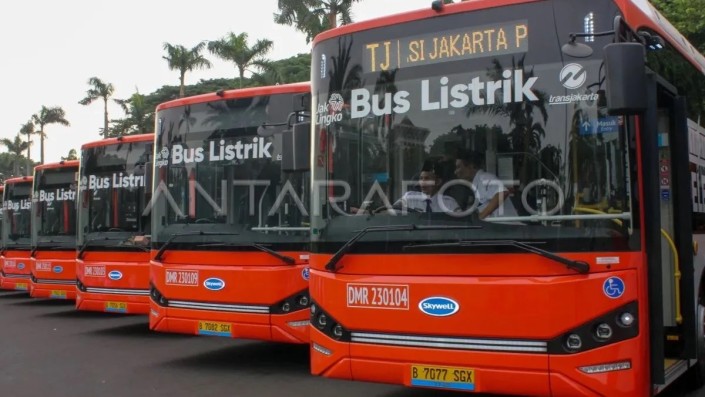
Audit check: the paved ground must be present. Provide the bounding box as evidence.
[0,289,700,397]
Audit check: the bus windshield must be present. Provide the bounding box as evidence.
[310,0,639,253]
[2,181,33,248]
[152,93,309,249]
[32,166,78,247]
[78,140,153,248]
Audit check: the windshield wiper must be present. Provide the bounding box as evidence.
[154,231,240,261]
[326,224,482,272]
[403,239,590,274]
[77,236,127,260]
[196,242,296,265]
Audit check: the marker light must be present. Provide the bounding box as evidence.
[595,323,613,340]
[566,334,583,351]
[619,312,635,327]
[312,343,332,356]
[310,304,317,315]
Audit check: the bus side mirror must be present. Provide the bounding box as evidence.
[604,43,647,115]
[282,122,310,172]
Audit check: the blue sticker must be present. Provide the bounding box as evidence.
[418,297,460,317]
[203,278,225,291]
[108,270,123,281]
[603,277,625,299]
[17,263,25,270]
[53,266,63,274]
[301,267,310,281]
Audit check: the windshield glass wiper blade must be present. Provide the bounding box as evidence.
[326,224,482,272]
[196,242,296,265]
[404,239,590,274]
[77,236,126,259]
[154,231,240,261]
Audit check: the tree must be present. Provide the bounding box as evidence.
[79,77,115,137]
[32,106,70,164]
[61,149,78,161]
[162,42,212,97]
[208,32,273,88]
[0,134,30,176]
[19,120,35,162]
[274,0,361,43]
[112,89,155,136]
[652,0,705,53]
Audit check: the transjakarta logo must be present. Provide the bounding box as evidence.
[84,173,146,190]
[317,93,345,126]
[108,270,123,281]
[559,63,587,89]
[418,296,460,317]
[203,278,225,291]
[156,138,273,167]
[350,70,538,119]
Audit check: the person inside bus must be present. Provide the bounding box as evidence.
[390,160,460,213]
[454,149,518,219]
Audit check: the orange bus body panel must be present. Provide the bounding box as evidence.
[30,250,76,300]
[150,250,310,343]
[76,251,150,314]
[309,252,650,396]
[1,250,31,292]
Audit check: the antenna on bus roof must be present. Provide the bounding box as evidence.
[431,0,444,12]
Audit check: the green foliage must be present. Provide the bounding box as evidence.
[32,106,70,164]
[61,149,78,161]
[274,0,361,43]
[162,42,212,97]
[207,32,274,88]
[79,77,115,137]
[652,0,705,53]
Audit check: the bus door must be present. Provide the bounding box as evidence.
[645,74,697,385]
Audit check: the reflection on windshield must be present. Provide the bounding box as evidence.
[33,167,78,243]
[2,181,33,247]
[310,0,638,253]
[152,93,310,246]
[78,140,153,246]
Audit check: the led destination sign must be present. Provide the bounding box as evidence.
[363,20,528,73]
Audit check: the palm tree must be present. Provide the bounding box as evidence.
[162,42,212,97]
[113,89,154,136]
[274,0,361,43]
[32,106,70,164]
[207,32,273,88]
[19,120,35,162]
[79,77,114,137]
[0,134,30,176]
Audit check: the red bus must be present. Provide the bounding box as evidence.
[308,0,705,395]
[1,176,33,291]
[149,83,312,343]
[0,185,3,286]
[30,160,79,299]
[76,134,153,314]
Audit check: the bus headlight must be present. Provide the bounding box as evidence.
[619,312,635,327]
[566,334,583,351]
[595,323,613,340]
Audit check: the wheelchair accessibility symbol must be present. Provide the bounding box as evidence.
[603,277,625,299]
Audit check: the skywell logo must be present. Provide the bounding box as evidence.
[418,297,460,317]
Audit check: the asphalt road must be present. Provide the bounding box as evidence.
[0,289,701,397]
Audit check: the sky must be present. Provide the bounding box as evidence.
[0,0,433,165]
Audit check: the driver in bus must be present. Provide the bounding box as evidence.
[454,149,518,219]
[392,160,459,213]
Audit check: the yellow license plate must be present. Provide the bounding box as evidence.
[410,364,475,391]
[197,321,232,337]
[105,301,127,313]
[15,283,28,291]
[50,290,67,299]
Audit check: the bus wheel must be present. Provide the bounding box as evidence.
[687,298,705,389]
